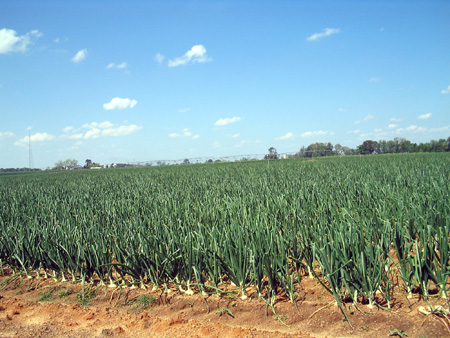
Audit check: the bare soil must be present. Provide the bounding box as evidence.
[1,270,449,338]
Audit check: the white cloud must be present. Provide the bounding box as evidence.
[106,62,128,69]
[418,113,432,120]
[369,77,381,83]
[301,130,334,137]
[0,131,14,139]
[390,118,402,123]
[354,114,375,124]
[0,28,42,54]
[155,53,165,64]
[178,108,192,113]
[71,49,87,63]
[307,28,340,41]
[215,117,242,126]
[396,125,426,133]
[277,132,294,140]
[346,129,361,134]
[339,108,346,113]
[102,124,142,137]
[441,85,450,94]
[62,126,75,133]
[15,132,54,147]
[81,121,141,139]
[103,97,137,110]
[60,121,143,140]
[83,121,114,129]
[388,124,398,129]
[85,128,101,139]
[168,45,212,67]
[69,133,83,139]
[168,128,197,139]
[231,133,240,138]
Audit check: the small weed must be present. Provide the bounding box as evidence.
[231,301,236,307]
[216,307,233,317]
[186,300,194,311]
[38,288,55,302]
[361,325,369,331]
[58,289,71,298]
[137,294,155,308]
[129,294,156,312]
[77,289,96,306]
[389,329,408,337]
[273,313,288,326]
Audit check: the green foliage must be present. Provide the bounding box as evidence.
[38,288,55,302]
[389,329,408,337]
[0,153,449,326]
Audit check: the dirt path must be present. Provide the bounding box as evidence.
[1,273,449,338]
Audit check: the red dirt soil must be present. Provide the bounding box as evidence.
[1,271,449,338]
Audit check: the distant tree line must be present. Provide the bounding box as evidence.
[0,168,41,173]
[294,136,450,158]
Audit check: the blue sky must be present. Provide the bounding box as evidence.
[1,0,449,168]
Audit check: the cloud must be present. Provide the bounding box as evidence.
[82,121,114,129]
[106,62,128,69]
[15,132,54,147]
[441,85,450,94]
[354,114,375,124]
[169,128,197,139]
[369,77,381,83]
[231,133,240,138]
[71,49,87,63]
[101,124,142,137]
[418,113,432,120]
[388,124,398,129]
[178,108,192,113]
[301,130,334,137]
[307,28,340,41]
[338,108,346,113]
[390,118,402,123]
[168,45,212,67]
[396,125,426,133]
[277,132,294,140]
[346,129,361,134]
[0,131,14,139]
[215,117,242,126]
[155,53,165,64]
[62,121,142,140]
[103,97,137,110]
[0,28,42,54]
[394,124,450,135]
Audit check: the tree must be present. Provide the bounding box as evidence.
[358,140,379,155]
[334,144,344,156]
[264,147,278,160]
[85,159,92,168]
[53,158,79,170]
[183,158,190,165]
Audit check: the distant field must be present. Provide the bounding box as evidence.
[1,153,449,316]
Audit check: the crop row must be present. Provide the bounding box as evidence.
[1,153,449,318]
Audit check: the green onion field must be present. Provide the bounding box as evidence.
[1,153,449,317]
